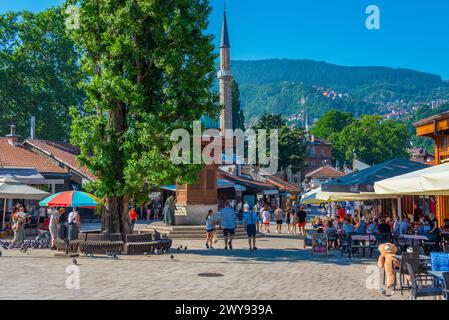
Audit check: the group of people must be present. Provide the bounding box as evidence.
[9,203,81,250]
[310,204,449,249]
[202,200,311,251]
[204,201,259,251]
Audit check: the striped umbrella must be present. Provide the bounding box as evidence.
[39,191,101,209]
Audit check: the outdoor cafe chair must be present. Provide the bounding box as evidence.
[340,233,352,260]
[327,230,339,249]
[442,272,449,300]
[406,263,443,300]
[395,252,420,295]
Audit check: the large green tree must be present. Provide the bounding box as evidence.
[310,109,354,163]
[231,80,245,130]
[0,8,84,140]
[335,115,411,165]
[68,0,217,234]
[252,113,307,173]
[310,109,354,141]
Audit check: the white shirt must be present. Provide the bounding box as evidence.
[243,203,250,212]
[68,211,79,224]
[39,207,46,217]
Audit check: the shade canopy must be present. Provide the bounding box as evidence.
[39,191,101,208]
[0,177,50,200]
[374,163,449,196]
[301,187,397,205]
[322,158,429,193]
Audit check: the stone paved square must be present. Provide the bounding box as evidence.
[0,233,408,300]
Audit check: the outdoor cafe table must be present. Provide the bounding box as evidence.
[399,234,429,246]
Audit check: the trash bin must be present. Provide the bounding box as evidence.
[67,224,79,241]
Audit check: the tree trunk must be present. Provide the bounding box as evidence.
[102,196,131,235]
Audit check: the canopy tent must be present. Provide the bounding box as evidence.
[374,163,449,196]
[322,158,429,193]
[300,187,397,205]
[0,177,50,229]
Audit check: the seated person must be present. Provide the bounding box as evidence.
[378,219,391,235]
[325,220,337,234]
[355,219,367,235]
[419,217,436,241]
[442,218,449,232]
[313,217,324,229]
[342,219,355,235]
[401,218,411,235]
[367,219,379,234]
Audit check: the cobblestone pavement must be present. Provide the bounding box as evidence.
[0,231,409,300]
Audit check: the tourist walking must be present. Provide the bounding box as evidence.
[128,207,138,230]
[297,205,307,236]
[49,208,64,250]
[10,206,26,248]
[218,202,236,250]
[286,207,292,234]
[274,206,284,234]
[205,209,216,249]
[243,208,258,251]
[163,195,175,226]
[261,205,271,233]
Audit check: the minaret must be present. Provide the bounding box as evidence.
[218,9,233,132]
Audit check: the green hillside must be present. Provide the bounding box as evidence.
[229,59,449,123]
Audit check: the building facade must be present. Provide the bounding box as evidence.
[414,111,449,225]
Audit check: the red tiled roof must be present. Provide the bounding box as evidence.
[265,175,300,194]
[24,139,96,181]
[0,138,67,174]
[305,166,345,179]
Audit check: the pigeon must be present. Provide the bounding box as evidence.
[180,245,183,249]
[72,258,78,265]
[184,246,188,251]
[177,247,180,251]
[170,254,174,260]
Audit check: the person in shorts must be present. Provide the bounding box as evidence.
[205,209,216,249]
[49,208,64,250]
[243,208,258,251]
[274,206,285,234]
[261,205,271,233]
[218,202,236,250]
[297,205,307,236]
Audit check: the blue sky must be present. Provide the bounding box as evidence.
[2,0,448,79]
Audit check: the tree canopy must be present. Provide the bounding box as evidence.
[312,110,411,166]
[252,113,307,173]
[68,0,218,234]
[0,8,84,140]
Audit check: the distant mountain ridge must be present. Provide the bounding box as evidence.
[229,59,449,123]
[232,59,443,89]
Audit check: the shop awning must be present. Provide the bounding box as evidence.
[322,158,429,193]
[0,167,47,185]
[161,179,247,192]
[374,163,449,196]
[301,187,397,205]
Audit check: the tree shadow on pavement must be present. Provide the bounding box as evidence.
[169,247,377,266]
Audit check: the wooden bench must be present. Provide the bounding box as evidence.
[125,233,172,255]
[79,233,124,255]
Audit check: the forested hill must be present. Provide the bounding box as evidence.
[232,59,443,91]
[228,59,449,124]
